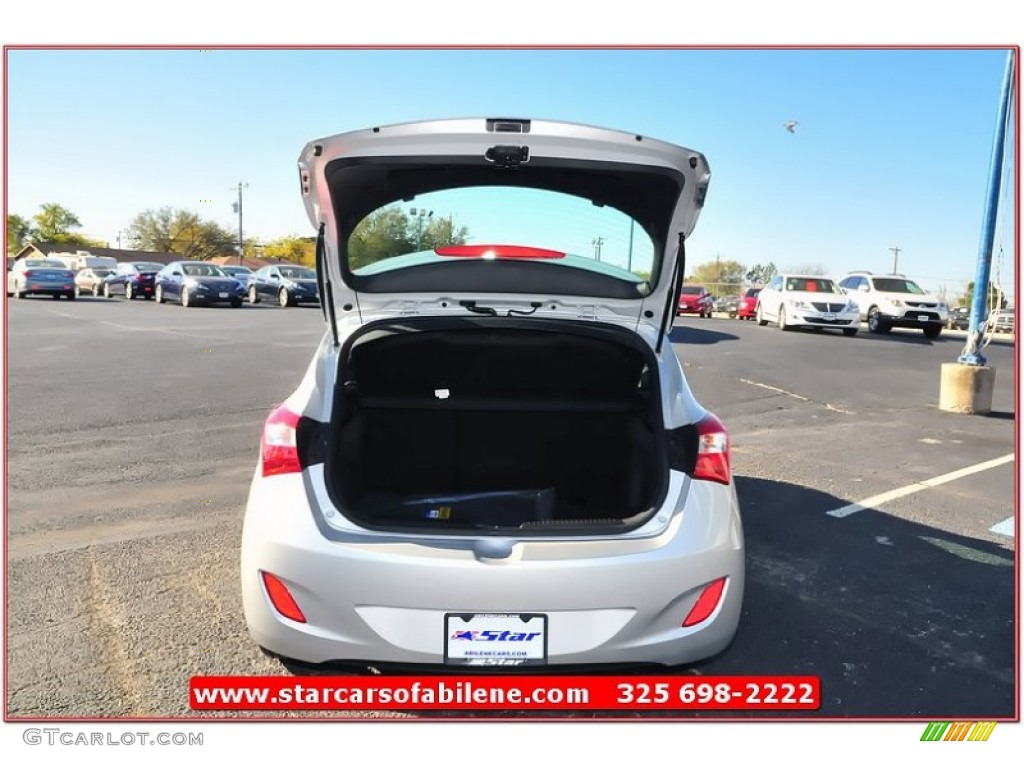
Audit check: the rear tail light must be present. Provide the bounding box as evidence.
[693,412,730,485]
[682,577,727,627]
[260,404,302,477]
[23,270,36,278]
[261,571,306,623]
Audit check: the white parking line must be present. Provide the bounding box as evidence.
[739,378,809,402]
[739,378,855,415]
[989,517,1015,537]
[826,453,1015,518]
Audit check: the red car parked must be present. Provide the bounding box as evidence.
[736,287,762,320]
[677,285,713,317]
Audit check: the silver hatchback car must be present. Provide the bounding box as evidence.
[241,117,745,669]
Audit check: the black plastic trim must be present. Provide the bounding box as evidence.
[319,316,672,538]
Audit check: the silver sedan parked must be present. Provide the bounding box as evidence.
[74,267,116,297]
[7,259,76,300]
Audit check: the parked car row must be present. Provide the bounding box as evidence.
[7,258,320,309]
[681,271,992,341]
[946,305,1014,334]
[677,286,759,320]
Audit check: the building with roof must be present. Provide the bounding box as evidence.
[12,242,181,266]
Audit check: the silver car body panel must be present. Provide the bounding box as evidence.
[241,118,743,668]
[297,117,710,333]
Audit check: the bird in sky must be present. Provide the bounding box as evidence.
[783,120,799,134]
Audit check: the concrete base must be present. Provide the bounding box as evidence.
[939,363,995,414]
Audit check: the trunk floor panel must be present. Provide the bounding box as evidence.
[335,409,655,525]
[327,322,666,530]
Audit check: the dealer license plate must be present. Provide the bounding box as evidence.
[444,613,547,666]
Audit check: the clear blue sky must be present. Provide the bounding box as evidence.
[5,47,1016,301]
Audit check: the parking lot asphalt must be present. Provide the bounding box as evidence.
[3,296,1017,718]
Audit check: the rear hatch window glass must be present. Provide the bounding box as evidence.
[345,186,658,298]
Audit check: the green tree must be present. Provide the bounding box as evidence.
[346,206,473,269]
[784,263,827,276]
[690,257,746,296]
[348,206,415,269]
[27,203,103,246]
[264,235,316,267]
[7,214,32,254]
[962,281,1008,310]
[127,207,237,260]
[32,203,81,242]
[419,214,470,252]
[745,262,777,285]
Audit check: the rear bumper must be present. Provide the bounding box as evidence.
[188,290,245,304]
[878,310,945,327]
[786,309,860,328]
[242,468,745,668]
[21,284,73,295]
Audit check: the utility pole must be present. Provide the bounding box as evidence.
[889,246,901,273]
[592,236,605,262]
[231,181,249,265]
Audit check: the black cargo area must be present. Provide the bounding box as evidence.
[326,321,666,532]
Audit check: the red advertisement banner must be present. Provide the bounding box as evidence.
[190,675,821,711]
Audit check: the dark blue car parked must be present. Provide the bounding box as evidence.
[247,264,320,307]
[102,261,165,300]
[154,261,246,308]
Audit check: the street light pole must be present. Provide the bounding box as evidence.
[409,208,434,250]
[232,181,249,265]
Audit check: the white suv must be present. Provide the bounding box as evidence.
[838,272,948,339]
